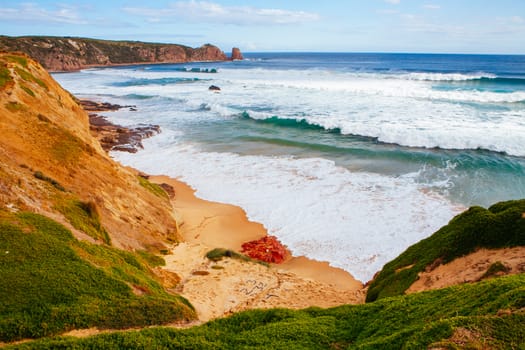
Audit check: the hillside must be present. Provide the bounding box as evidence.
[366,199,525,302]
[1,51,524,348]
[6,267,525,349]
[0,51,184,250]
[0,51,201,340]
[0,36,228,71]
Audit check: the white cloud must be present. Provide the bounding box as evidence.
[0,3,87,24]
[385,0,401,4]
[378,9,400,15]
[123,1,320,25]
[423,4,441,10]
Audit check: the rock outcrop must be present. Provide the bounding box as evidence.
[0,36,229,71]
[80,100,160,153]
[231,47,244,60]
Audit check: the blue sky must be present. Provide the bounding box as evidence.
[0,1,524,54]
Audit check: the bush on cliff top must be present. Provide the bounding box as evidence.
[0,211,195,342]
[366,199,525,302]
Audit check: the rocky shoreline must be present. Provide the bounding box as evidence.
[80,99,161,153]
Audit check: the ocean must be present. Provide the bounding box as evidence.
[53,52,525,282]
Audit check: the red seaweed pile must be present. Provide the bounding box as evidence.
[241,236,288,264]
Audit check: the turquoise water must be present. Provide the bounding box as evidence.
[53,53,525,281]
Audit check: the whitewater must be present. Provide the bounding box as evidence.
[54,52,525,282]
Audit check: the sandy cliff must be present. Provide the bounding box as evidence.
[0,51,181,250]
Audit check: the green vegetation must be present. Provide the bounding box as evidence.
[137,176,169,200]
[0,65,12,88]
[6,273,525,349]
[20,85,35,97]
[5,55,28,68]
[366,199,525,302]
[54,199,110,244]
[49,129,85,164]
[33,171,65,192]
[14,67,47,90]
[5,101,25,112]
[136,249,166,267]
[0,211,195,342]
[481,261,511,280]
[206,248,270,267]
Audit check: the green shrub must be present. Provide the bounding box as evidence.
[480,261,510,280]
[0,65,12,88]
[14,67,47,89]
[366,199,525,302]
[137,250,166,267]
[5,55,28,68]
[205,248,269,267]
[5,101,25,112]
[0,211,195,342]
[7,274,525,349]
[20,85,35,97]
[137,176,169,200]
[33,171,65,191]
[54,199,110,244]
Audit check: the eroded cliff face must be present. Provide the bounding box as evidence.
[0,36,228,71]
[0,51,181,250]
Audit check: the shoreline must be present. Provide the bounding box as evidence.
[84,97,364,321]
[148,175,365,322]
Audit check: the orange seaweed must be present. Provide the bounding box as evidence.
[241,236,288,264]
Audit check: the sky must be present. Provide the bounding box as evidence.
[0,1,524,54]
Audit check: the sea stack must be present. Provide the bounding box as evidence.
[231,47,243,60]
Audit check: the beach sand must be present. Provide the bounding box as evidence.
[150,175,365,322]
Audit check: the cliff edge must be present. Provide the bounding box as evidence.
[0,36,229,71]
[0,51,182,250]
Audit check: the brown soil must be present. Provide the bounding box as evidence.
[407,246,525,293]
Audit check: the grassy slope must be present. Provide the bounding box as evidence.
[6,273,525,349]
[0,211,195,342]
[367,199,525,302]
[4,200,525,349]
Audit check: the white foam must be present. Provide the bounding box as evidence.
[400,72,496,81]
[55,63,522,281]
[113,132,461,282]
[54,66,525,157]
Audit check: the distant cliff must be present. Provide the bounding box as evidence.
[0,36,229,71]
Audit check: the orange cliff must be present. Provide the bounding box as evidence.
[0,51,181,250]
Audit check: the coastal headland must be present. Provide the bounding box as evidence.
[1,49,524,348]
[0,36,240,72]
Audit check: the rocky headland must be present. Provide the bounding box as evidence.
[0,36,239,72]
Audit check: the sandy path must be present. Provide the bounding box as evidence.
[150,176,365,322]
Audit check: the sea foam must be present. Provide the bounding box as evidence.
[113,131,462,282]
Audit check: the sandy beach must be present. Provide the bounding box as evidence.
[149,175,365,322]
